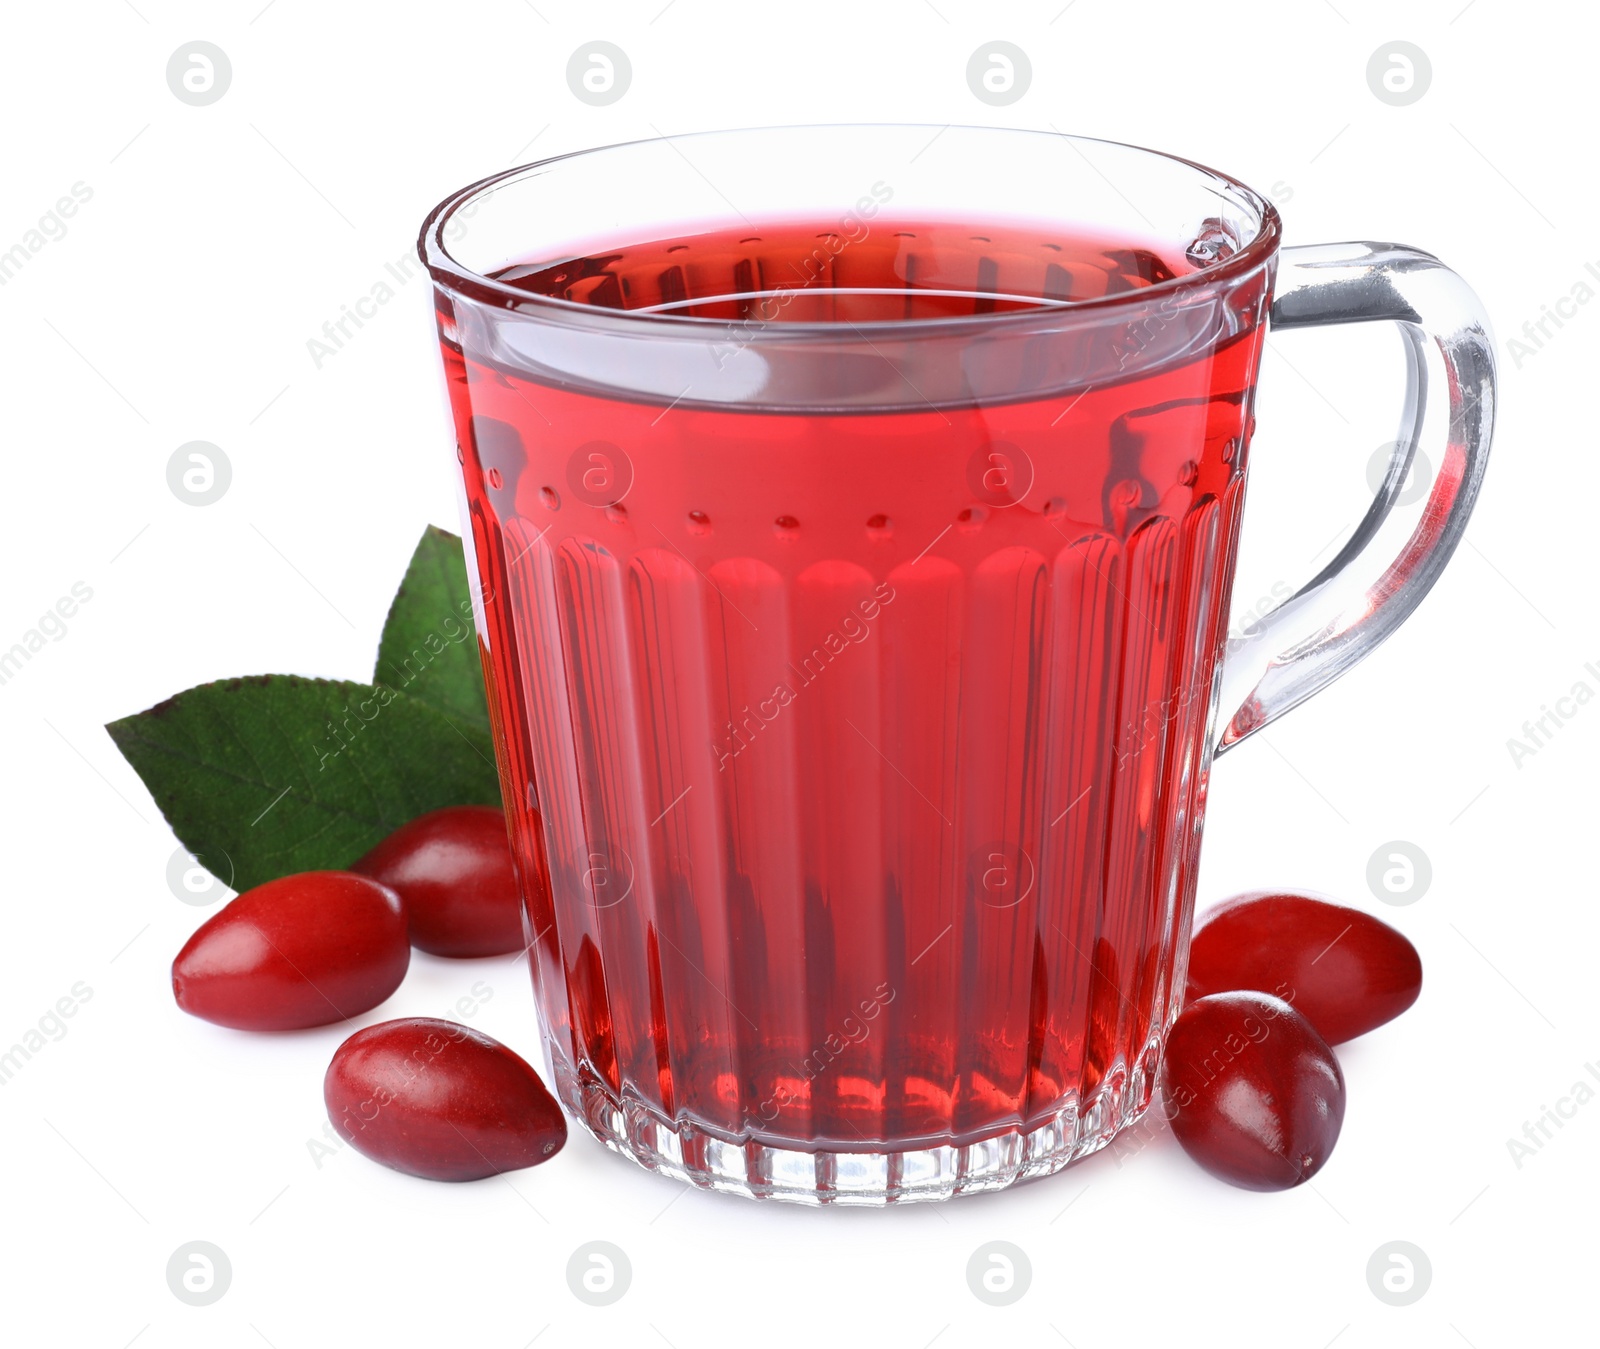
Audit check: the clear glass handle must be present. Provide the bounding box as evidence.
[1215,242,1497,752]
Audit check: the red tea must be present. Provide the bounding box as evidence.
[439,217,1268,1167]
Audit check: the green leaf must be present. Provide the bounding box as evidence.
[374,525,491,740]
[106,675,501,892]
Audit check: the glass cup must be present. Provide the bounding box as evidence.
[419,125,1494,1204]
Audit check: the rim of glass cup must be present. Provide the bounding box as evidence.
[419,124,1283,337]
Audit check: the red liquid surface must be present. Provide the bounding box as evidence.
[440,218,1269,1153]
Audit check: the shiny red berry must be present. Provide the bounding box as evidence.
[324,1017,567,1181]
[1160,992,1345,1191]
[353,806,525,958]
[1186,890,1422,1044]
[172,871,409,1030]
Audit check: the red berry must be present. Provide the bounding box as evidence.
[324,1017,566,1181]
[172,871,409,1030]
[1186,890,1422,1044]
[353,806,525,958]
[1160,992,1345,1191]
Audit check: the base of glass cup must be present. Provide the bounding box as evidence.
[550,1038,1162,1205]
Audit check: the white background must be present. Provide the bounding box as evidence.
[1,2,1593,1345]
